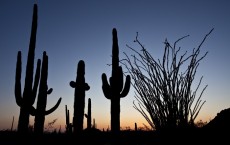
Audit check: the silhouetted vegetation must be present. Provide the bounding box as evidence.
[101,28,131,134]
[14,4,61,134]
[65,105,72,133]
[85,98,92,130]
[135,122,137,131]
[14,4,43,134]
[7,2,229,145]
[70,60,90,133]
[11,116,14,131]
[204,107,230,130]
[121,28,214,131]
[32,52,62,134]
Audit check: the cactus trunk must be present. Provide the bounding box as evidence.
[135,123,137,131]
[17,108,30,132]
[70,60,90,133]
[111,97,120,132]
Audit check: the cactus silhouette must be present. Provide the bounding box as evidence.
[85,98,92,130]
[70,60,90,133]
[101,28,131,133]
[135,122,137,131]
[92,118,96,129]
[31,51,62,134]
[14,4,41,133]
[11,116,14,131]
[65,105,72,133]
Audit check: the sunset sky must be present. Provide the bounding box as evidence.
[0,0,230,132]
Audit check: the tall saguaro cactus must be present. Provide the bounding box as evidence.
[14,4,40,133]
[101,28,131,133]
[70,60,90,133]
[32,51,62,134]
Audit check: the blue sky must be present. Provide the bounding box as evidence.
[0,0,230,131]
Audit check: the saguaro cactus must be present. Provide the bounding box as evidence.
[11,116,14,131]
[135,122,137,131]
[85,98,92,130]
[32,51,62,134]
[101,28,131,133]
[92,118,96,129]
[14,4,41,133]
[70,60,90,133]
[65,105,72,133]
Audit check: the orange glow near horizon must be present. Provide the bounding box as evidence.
[0,111,215,132]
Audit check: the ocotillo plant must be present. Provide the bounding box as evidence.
[65,105,72,133]
[70,60,90,133]
[32,51,62,134]
[14,4,41,133]
[101,28,131,133]
[85,98,91,130]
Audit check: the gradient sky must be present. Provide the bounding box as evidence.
[0,0,230,132]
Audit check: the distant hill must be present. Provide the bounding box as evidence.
[204,107,230,129]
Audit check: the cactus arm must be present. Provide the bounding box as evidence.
[15,51,22,106]
[102,73,112,99]
[120,75,131,98]
[85,83,90,91]
[70,81,76,88]
[47,88,53,95]
[31,59,41,104]
[29,106,36,116]
[45,97,62,115]
[23,4,37,96]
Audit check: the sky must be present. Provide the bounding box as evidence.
[0,0,230,132]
